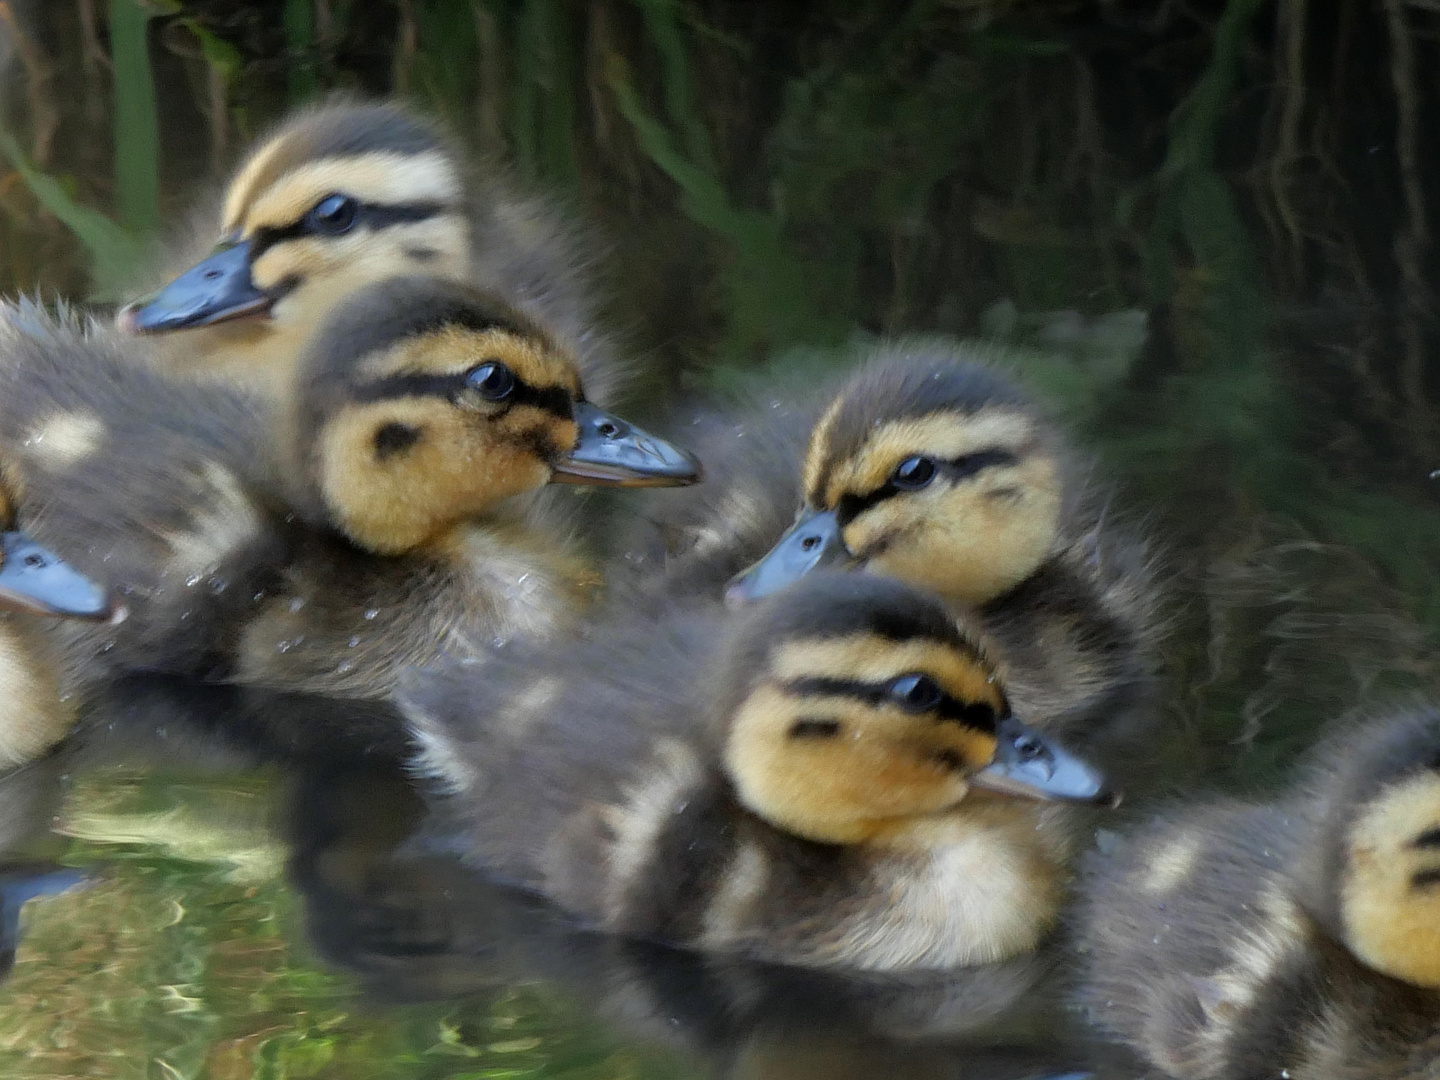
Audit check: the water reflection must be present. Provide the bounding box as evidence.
[0,677,1143,1078]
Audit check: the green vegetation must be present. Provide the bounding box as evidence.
[1,768,692,1079]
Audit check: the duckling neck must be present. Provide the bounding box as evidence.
[148,320,301,399]
[432,514,600,642]
[233,514,598,699]
[834,798,1075,967]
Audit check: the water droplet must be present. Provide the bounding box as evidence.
[336,659,355,674]
[185,573,203,587]
[363,608,379,621]
[276,640,293,653]
[288,596,306,613]
[209,576,228,595]
[348,636,360,648]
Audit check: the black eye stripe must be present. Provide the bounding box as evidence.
[352,370,575,419]
[1412,827,1440,849]
[833,448,1019,526]
[789,718,842,739]
[248,199,449,260]
[779,676,998,732]
[1411,867,1440,890]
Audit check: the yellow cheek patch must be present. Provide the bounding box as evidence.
[317,397,554,554]
[724,684,981,845]
[769,634,1004,714]
[1341,771,1440,987]
[820,408,1037,509]
[840,450,1062,606]
[229,151,461,233]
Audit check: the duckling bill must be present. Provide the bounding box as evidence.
[0,529,112,621]
[0,462,114,766]
[403,572,1113,973]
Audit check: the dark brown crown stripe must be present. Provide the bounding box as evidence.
[779,676,998,732]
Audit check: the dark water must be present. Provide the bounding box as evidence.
[4,1,1440,1076]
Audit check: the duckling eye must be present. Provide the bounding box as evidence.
[890,456,937,491]
[467,362,515,401]
[889,673,943,712]
[307,194,358,235]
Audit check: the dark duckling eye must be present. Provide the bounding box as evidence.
[307,193,358,235]
[467,362,515,401]
[888,673,943,712]
[890,456,937,491]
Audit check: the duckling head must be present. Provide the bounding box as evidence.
[119,101,470,352]
[1306,708,1440,987]
[286,275,699,555]
[0,464,112,621]
[714,573,1111,846]
[729,351,1066,608]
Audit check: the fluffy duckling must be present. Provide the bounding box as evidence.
[402,572,1113,973]
[118,99,619,401]
[0,278,695,700]
[699,343,1161,769]
[1076,707,1440,1080]
[0,460,112,765]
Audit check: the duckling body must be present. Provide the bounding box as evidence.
[0,281,694,700]
[1076,709,1440,1079]
[640,341,1160,777]
[403,572,1112,973]
[120,99,622,403]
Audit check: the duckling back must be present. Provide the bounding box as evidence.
[1075,708,1440,1079]
[403,572,1101,973]
[0,303,284,687]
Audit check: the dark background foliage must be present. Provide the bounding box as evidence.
[5,0,1440,787]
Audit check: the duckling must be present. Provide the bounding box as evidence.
[401,571,1113,973]
[1075,707,1440,1080]
[117,99,621,402]
[0,459,113,765]
[0,277,696,701]
[663,341,1159,772]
